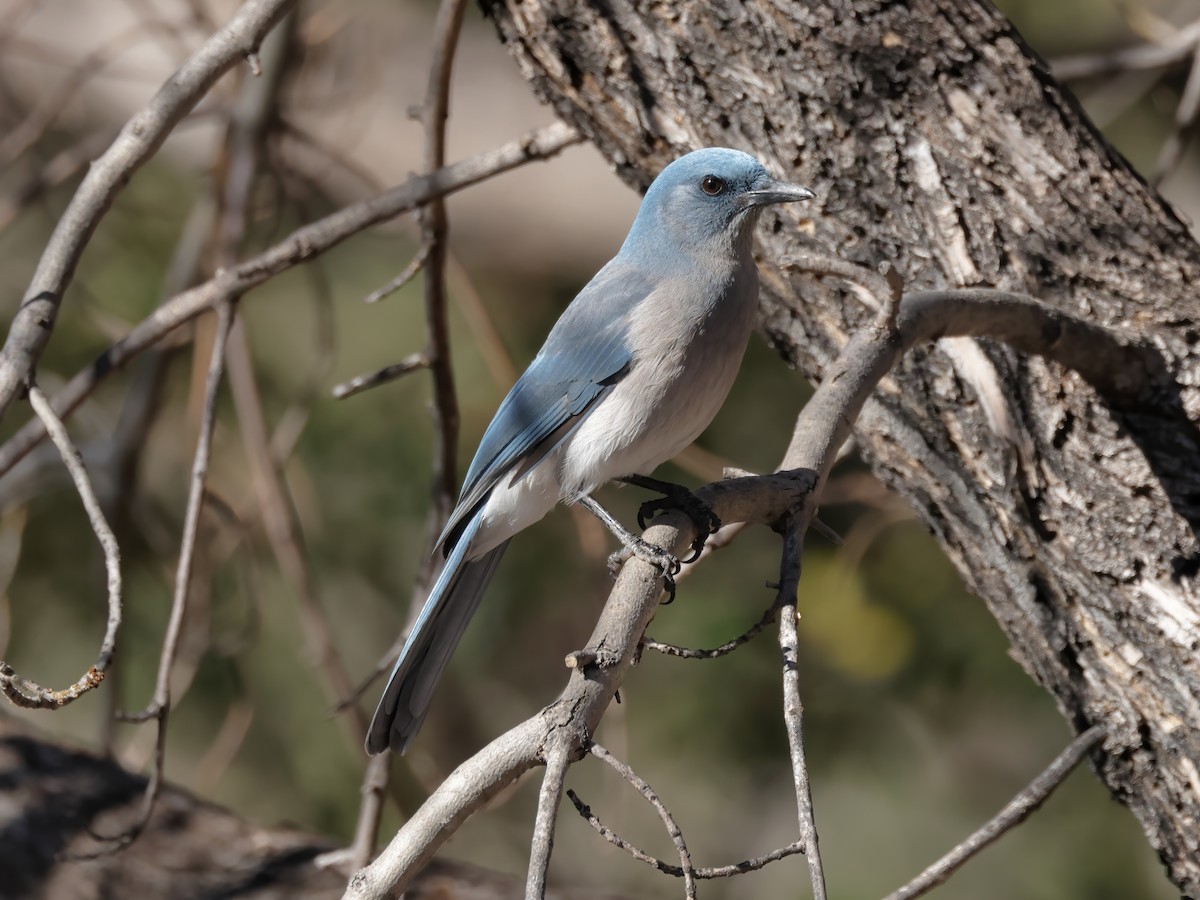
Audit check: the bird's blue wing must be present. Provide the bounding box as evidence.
[437,265,650,551]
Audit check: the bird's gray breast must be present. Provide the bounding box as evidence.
[558,259,759,490]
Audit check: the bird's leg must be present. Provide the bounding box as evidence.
[617,474,721,564]
[577,494,681,603]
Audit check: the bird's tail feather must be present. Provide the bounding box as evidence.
[366,514,509,755]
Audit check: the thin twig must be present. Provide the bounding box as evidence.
[83,302,234,856]
[527,744,572,899]
[881,726,1106,900]
[643,599,781,660]
[588,742,696,898]
[332,353,430,400]
[566,789,806,878]
[0,0,295,421]
[776,512,827,900]
[419,0,470,530]
[363,244,432,304]
[0,122,582,480]
[0,385,122,709]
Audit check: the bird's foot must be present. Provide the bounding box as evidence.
[623,475,721,564]
[606,539,682,603]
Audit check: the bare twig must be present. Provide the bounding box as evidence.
[363,243,432,304]
[418,0,470,530]
[0,0,296,421]
[0,384,121,710]
[881,726,1106,900]
[588,742,695,898]
[527,744,572,899]
[642,599,781,660]
[332,353,430,400]
[88,302,237,853]
[775,512,827,900]
[566,789,806,878]
[0,122,582,480]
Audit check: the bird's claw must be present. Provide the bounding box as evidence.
[607,539,681,604]
[636,489,721,565]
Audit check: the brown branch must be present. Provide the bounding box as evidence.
[881,726,1106,900]
[565,789,806,879]
[0,121,582,481]
[0,383,121,710]
[0,0,296,421]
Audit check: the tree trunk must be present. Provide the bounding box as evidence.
[480,0,1200,892]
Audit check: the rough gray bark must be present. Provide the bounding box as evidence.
[480,0,1200,893]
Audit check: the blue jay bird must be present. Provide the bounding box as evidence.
[366,148,813,755]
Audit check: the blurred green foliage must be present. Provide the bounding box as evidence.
[0,0,1189,896]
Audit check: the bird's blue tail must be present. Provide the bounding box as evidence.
[365,513,508,755]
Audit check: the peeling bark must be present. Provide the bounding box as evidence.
[480,0,1200,892]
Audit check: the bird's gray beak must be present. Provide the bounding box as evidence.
[744,178,815,207]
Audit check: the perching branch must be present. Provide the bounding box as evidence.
[345,278,1151,899]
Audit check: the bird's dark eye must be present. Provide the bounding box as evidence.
[700,175,727,196]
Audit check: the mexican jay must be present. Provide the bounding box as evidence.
[366,148,813,755]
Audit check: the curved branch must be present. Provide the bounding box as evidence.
[566,789,806,879]
[0,384,121,709]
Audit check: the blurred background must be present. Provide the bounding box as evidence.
[0,0,1194,896]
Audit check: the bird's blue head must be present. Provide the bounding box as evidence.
[620,148,813,260]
